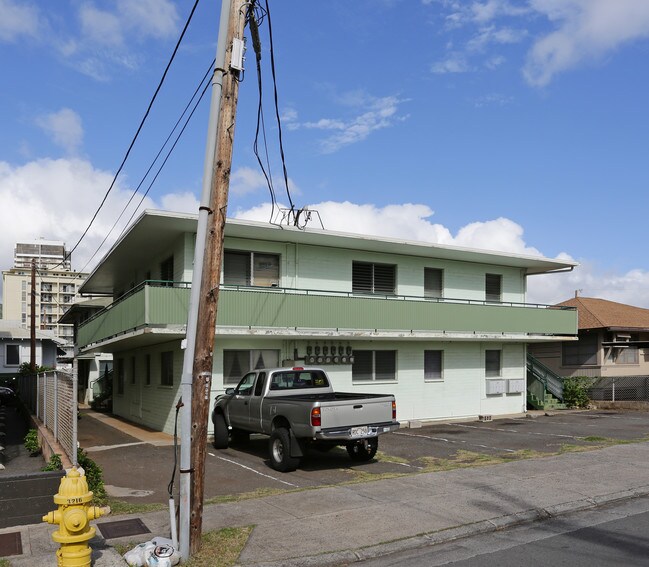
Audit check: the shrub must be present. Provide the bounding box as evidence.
[563,376,594,408]
[24,428,40,454]
[78,448,107,504]
[43,453,63,471]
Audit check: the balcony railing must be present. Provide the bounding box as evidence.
[76,281,577,349]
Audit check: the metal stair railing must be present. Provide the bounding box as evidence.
[527,353,564,401]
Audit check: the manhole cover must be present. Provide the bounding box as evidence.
[97,518,151,539]
[0,532,22,557]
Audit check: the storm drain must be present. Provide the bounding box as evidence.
[97,518,151,539]
[0,531,22,557]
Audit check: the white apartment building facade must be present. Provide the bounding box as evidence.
[2,240,87,355]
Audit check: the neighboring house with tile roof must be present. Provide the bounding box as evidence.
[528,296,649,379]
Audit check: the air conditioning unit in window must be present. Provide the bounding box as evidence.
[485,380,506,395]
[507,379,525,393]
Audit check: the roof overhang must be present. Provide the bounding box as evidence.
[80,209,578,295]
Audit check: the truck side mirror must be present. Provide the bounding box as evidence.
[225,387,234,395]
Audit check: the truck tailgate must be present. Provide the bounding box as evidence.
[320,398,393,428]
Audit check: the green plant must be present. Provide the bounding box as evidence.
[42,453,63,471]
[77,448,107,504]
[563,376,594,408]
[18,362,53,376]
[24,428,40,454]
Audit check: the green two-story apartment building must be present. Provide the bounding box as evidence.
[74,210,578,434]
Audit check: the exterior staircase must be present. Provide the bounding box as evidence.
[527,353,567,410]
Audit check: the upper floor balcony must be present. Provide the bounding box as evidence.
[76,281,578,350]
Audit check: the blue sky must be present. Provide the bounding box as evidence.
[1,0,649,306]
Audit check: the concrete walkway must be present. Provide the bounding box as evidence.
[3,439,649,566]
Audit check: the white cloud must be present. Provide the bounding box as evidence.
[117,0,179,39]
[0,158,193,290]
[431,53,471,73]
[234,199,649,308]
[79,4,124,47]
[288,92,407,154]
[524,0,649,86]
[0,0,40,42]
[159,191,199,214]
[429,0,649,87]
[35,109,84,154]
[229,167,267,196]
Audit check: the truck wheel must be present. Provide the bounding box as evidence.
[269,428,300,472]
[213,413,229,449]
[346,438,378,462]
[231,428,250,445]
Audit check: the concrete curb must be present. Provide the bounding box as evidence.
[243,486,649,567]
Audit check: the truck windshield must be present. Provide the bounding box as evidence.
[269,370,329,391]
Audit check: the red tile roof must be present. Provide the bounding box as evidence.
[557,297,649,330]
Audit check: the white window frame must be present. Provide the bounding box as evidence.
[485,349,501,378]
[424,349,443,381]
[5,344,20,367]
[223,250,280,288]
[352,350,397,382]
[424,268,443,299]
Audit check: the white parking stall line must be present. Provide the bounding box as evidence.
[451,422,578,439]
[85,441,147,452]
[394,431,516,453]
[208,453,298,487]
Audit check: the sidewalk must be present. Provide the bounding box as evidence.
[3,439,649,566]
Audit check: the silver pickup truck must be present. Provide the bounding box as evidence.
[212,367,399,472]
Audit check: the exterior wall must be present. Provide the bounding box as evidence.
[529,333,649,378]
[0,339,55,375]
[108,337,527,435]
[223,238,526,302]
[112,342,184,434]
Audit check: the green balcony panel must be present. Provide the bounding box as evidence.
[77,286,576,349]
[216,289,577,336]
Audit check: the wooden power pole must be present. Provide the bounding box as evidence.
[188,0,249,555]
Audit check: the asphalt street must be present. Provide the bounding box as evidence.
[355,494,649,566]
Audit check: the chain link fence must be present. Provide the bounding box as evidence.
[589,376,649,402]
[16,370,77,466]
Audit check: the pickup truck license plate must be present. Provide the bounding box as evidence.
[351,426,369,438]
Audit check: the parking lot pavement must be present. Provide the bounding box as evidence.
[79,409,649,507]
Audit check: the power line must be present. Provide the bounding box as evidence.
[61,0,203,268]
[264,0,296,220]
[77,58,216,276]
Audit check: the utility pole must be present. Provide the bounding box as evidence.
[30,259,36,372]
[179,0,249,559]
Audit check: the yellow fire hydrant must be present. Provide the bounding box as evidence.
[43,467,105,567]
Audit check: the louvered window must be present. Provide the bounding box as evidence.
[352,350,397,381]
[224,251,279,287]
[424,350,443,381]
[223,349,280,385]
[485,273,502,302]
[485,350,501,377]
[424,268,443,299]
[352,262,396,295]
[563,333,597,366]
